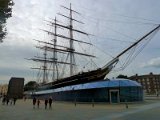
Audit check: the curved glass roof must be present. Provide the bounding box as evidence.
[35,79,141,95]
[60,79,141,91]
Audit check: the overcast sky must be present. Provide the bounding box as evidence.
[0,0,160,84]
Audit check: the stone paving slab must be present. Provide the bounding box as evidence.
[0,99,160,120]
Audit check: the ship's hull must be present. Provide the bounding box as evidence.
[39,67,110,90]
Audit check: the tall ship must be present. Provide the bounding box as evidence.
[29,4,160,102]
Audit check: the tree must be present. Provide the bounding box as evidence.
[0,0,14,42]
[24,81,38,91]
[117,74,128,79]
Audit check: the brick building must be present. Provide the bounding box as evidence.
[129,73,160,94]
[0,84,8,95]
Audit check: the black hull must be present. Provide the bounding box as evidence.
[39,67,110,90]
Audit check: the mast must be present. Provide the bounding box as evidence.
[69,3,74,76]
[42,44,48,83]
[53,3,94,76]
[52,17,58,81]
[29,4,95,83]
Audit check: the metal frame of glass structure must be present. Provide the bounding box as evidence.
[34,79,143,103]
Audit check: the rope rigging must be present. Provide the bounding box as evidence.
[112,27,160,72]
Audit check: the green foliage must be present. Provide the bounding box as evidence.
[0,0,14,42]
[24,81,38,91]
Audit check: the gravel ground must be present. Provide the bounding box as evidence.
[0,99,160,120]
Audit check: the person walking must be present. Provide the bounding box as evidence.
[24,96,27,101]
[13,98,17,105]
[33,97,36,109]
[2,96,6,105]
[37,99,40,108]
[6,97,9,105]
[49,97,53,109]
[10,98,13,105]
[44,98,48,109]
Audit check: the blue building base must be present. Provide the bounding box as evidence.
[33,79,143,103]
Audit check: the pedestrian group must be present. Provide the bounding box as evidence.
[32,97,53,109]
[1,95,17,105]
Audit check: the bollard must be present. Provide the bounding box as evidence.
[125,103,128,109]
[125,99,128,109]
[74,98,76,107]
[92,99,94,107]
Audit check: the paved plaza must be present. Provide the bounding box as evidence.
[0,98,160,120]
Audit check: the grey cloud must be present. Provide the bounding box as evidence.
[141,57,160,68]
[1,0,160,83]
